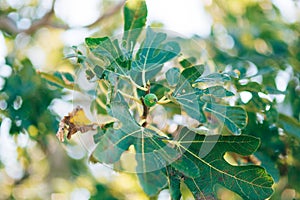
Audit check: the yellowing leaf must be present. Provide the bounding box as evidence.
[56,106,97,142]
[69,107,92,125]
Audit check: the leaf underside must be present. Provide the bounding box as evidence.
[92,93,274,199]
[169,127,274,200]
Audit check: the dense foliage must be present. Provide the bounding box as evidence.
[0,0,300,199]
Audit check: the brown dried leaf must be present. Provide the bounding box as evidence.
[56,106,97,142]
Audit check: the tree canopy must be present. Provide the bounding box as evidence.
[0,0,300,199]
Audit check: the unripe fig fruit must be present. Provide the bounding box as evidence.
[144,93,158,107]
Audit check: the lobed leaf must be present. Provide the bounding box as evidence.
[123,0,147,51]
[132,27,180,73]
[130,65,163,85]
[137,171,168,196]
[92,92,271,199]
[93,128,133,163]
[168,127,274,200]
[92,92,200,196]
[85,37,129,76]
[173,65,206,123]
[205,103,247,135]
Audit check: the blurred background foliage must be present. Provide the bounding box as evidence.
[0,0,300,199]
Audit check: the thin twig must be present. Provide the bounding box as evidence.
[118,90,142,104]
[127,76,148,91]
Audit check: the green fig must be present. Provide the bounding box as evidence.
[144,93,158,107]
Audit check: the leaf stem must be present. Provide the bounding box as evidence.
[142,70,146,87]
[149,94,173,112]
[157,99,171,105]
[127,76,148,91]
[132,85,143,116]
[118,90,142,104]
[147,125,169,138]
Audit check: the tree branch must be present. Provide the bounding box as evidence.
[86,0,125,28]
[0,16,18,35]
[141,84,150,127]
[0,0,125,35]
[0,0,55,35]
[25,8,55,34]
